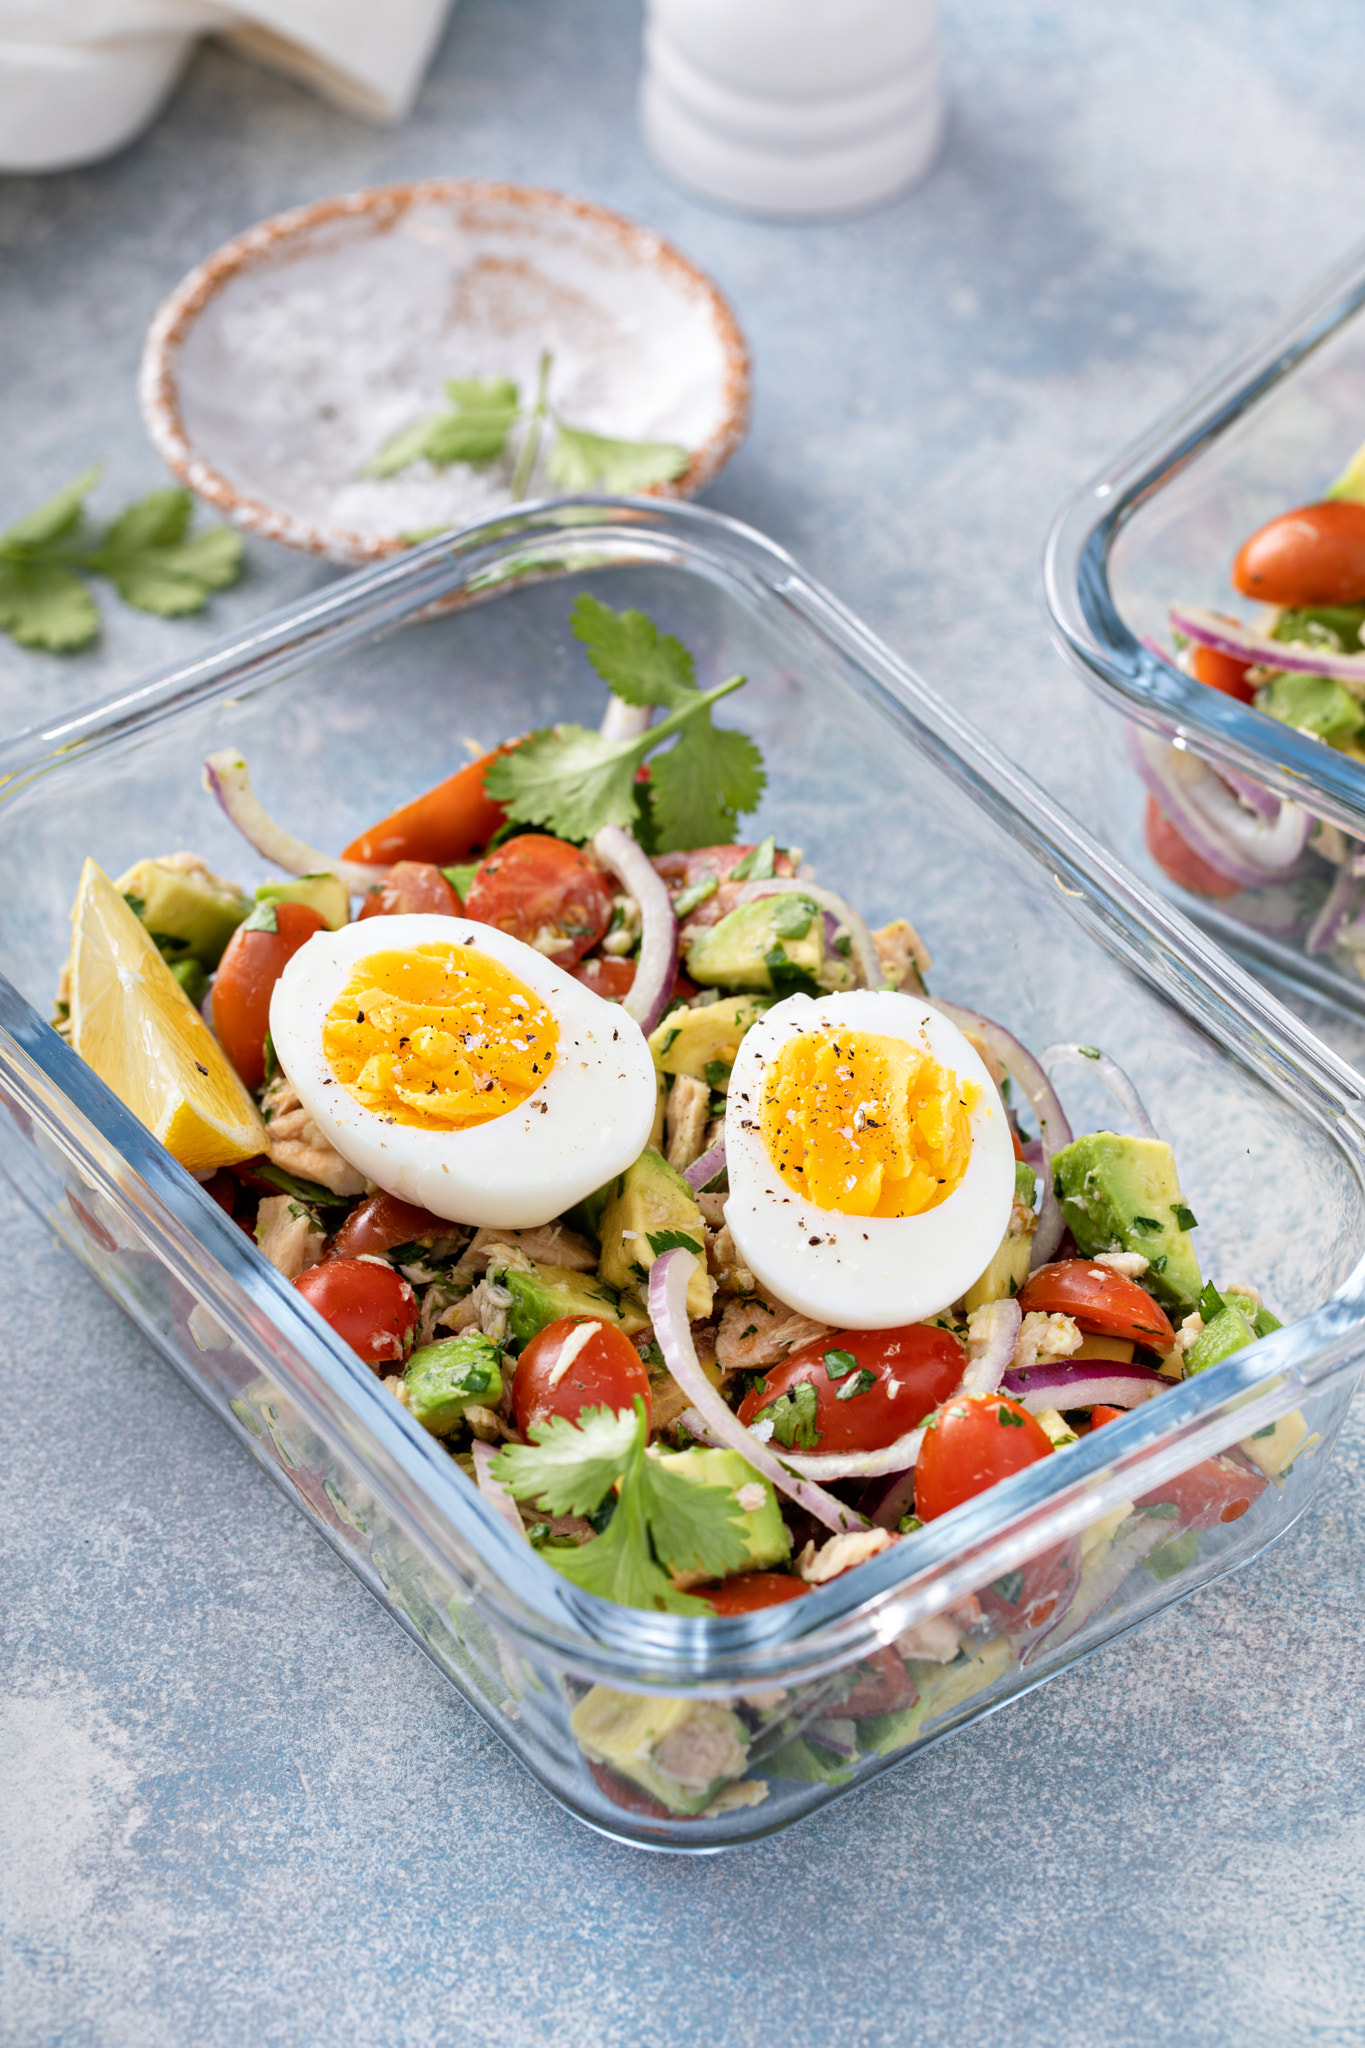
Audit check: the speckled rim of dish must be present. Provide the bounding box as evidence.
[138,179,752,563]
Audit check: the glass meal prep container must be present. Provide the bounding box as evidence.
[1044,239,1365,1031]
[3,497,1364,1853]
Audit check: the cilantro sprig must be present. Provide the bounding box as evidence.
[483,593,766,851]
[491,1398,749,1615]
[0,470,244,653]
[363,352,688,496]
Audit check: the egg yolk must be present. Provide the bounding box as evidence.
[757,1027,979,1218]
[322,942,558,1130]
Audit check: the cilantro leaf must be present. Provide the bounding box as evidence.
[483,673,746,843]
[0,558,100,650]
[547,423,688,494]
[640,1454,750,1580]
[570,593,697,707]
[647,715,766,852]
[86,489,244,617]
[0,467,101,553]
[490,1402,638,1518]
[365,377,521,476]
[752,1378,821,1450]
[544,1478,712,1614]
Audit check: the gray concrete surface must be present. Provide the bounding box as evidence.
[4,2,1365,2042]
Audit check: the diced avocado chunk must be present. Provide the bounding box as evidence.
[403,1330,503,1435]
[489,1256,648,1345]
[597,1148,715,1321]
[648,995,772,1079]
[1255,672,1363,747]
[255,872,350,930]
[1051,1131,1201,1317]
[1242,1407,1311,1479]
[648,1445,790,1570]
[115,855,250,968]
[1184,1304,1257,1375]
[1271,604,1365,653]
[570,1688,751,1815]
[561,1182,614,1244]
[685,896,825,995]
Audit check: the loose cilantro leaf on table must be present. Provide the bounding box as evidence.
[86,489,243,616]
[491,1398,749,1614]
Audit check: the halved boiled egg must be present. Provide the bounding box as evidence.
[724,991,1015,1328]
[268,914,657,1229]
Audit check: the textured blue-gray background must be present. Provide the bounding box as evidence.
[4,4,1365,2043]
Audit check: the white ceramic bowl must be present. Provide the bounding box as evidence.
[140,180,751,565]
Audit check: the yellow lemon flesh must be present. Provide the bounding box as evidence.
[758,1026,978,1218]
[68,858,267,1173]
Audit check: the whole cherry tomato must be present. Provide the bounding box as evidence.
[736,1325,964,1455]
[1144,796,1243,901]
[1191,643,1256,702]
[1232,500,1365,606]
[692,1572,810,1616]
[342,747,510,866]
[464,837,614,966]
[1018,1260,1175,1350]
[1137,1454,1266,1532]
[914,1392,1054,1521]
[357,861,460,920]
[212,900,327,1089]
[330,1192,451,1260]
[512,1315,652,1431]
[294,1257,418,1368]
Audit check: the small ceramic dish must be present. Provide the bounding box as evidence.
[140,180,750,565]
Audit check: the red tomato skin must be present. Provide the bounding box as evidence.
[654,844,799,932]
[1232,500,1365,606]
[330,1192,451,1260]
[1190,643,1256,702]
[1018,1260,1175,1350]
[342,747,509,867]
[693,1572,810,1616]
[513,1316,652,1431]
[212,901,327,1090]
[1089,1404,1127,1429]
[464,838,614,966]
[977,1537,1081,1639]
[736,1325,965,1454]
[1137,1454,1266,1532]
[841,1646,919,1715]
[294,1258,418,1367]
[1144,796,1243,901]
[914,1394,1054,1521]
[357,861,460,920]
[570,955,638,1001]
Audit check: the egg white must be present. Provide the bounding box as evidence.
[723,990,1016,1329]
[268,913,657,1229]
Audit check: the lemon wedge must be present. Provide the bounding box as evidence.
[68,857,267,1173]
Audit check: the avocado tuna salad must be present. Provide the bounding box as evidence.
[56,595,1312,1818]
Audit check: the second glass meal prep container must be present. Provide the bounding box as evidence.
[3,497,1364,1851]
[1045,238,1365,1028]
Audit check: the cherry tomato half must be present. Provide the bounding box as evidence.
[464,837,614,967]
[342,747,509,867]
[841,1645,919,1715]
[977,1536,1081,1639]
[914,1393,1054,1521]
[1232,500,1365,607]
[1144,796,1243,901]
[512,1315,652,1432]
[692,1572,810,1616]
[736,1325,964,1455]
[1191,643,1256,703]
[1137,1453,1266,1532]
[569,955,638,1001]
[294,1257,418,1368]
[213,900,327,1090]
[330,1192,451,1260]
[357,861,460,920]
[1018,1260,1175,1350]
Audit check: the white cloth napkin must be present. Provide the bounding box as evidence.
[0,0,455,171]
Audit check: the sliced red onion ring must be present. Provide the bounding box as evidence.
[1218,766,1281,823]
[1127,725,1310,887]
[648,1249,866,1534]
[590,824,678,1036]
[683,1136,727,1192]
[471,1438,528,1537]
[1041,1044,1157,1142]
[203,751,387,894]
[960,1297,1022,1396]
[868,1468,919,1532]
[1001,1361,1168,1413]
[775,1426,927,1484]
[1306,855,1365,956]
[1169,601,1365,687]
[928,1001,1071,1267]
[733,881,883,990]
[599,697,652,743]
